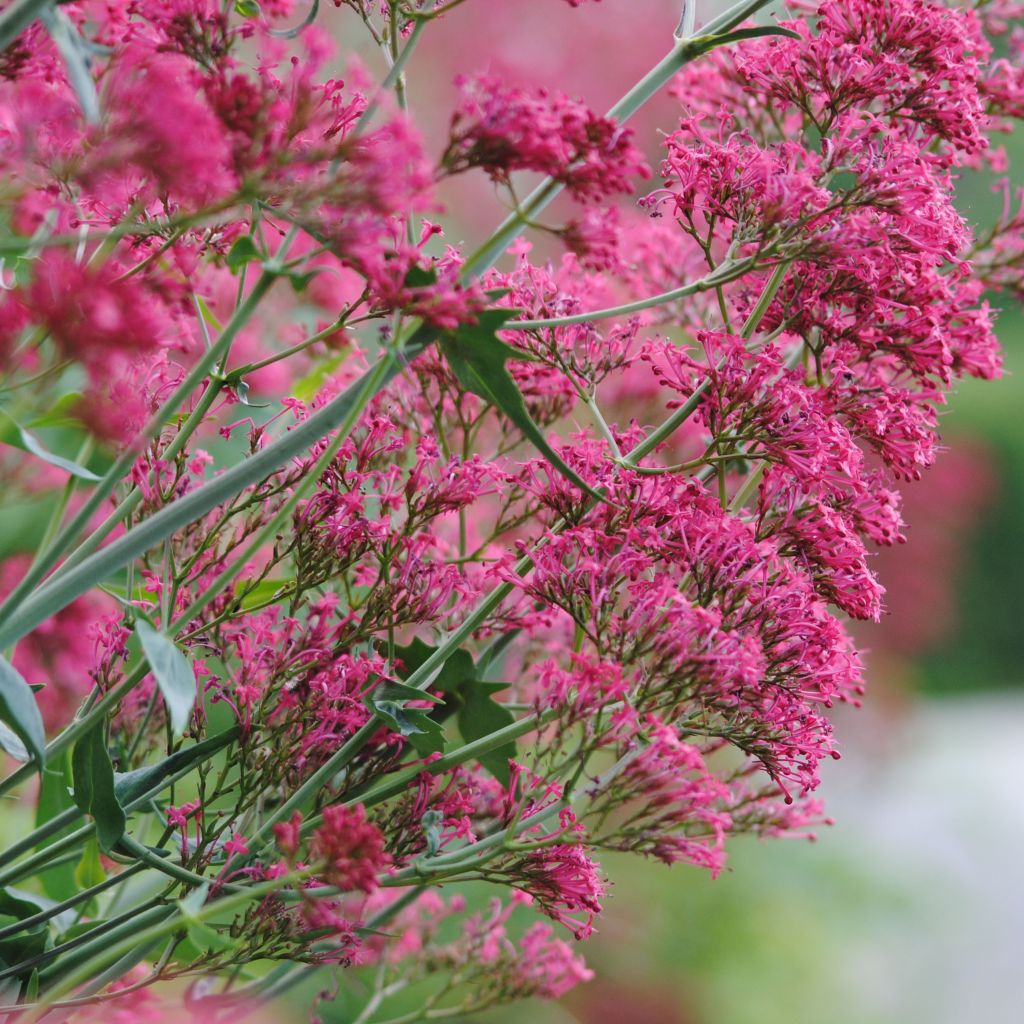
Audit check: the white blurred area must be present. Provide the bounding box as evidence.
[808,695,1024,1024]
[484,696,1024,1024]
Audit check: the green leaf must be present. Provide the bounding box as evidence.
[373,700,446,755]
[393,637,475,698]
[0,654,45,769]
[36,752,77,901]
[73,838,106,916]
[0,0,55,52]
[27,392,84,430]
[458,685,516,787]
[176,882,233,951]
[393,638,517,782]
[421,809,443,856]
[404,264,438,289]
[440,311,606,503]
[186,918,234,953]
[232,379,270,409]
[285,268,323,293]
[291,353,347,404]
[238,578,290,610]
[194,295,224,332]
[0,889,49,968]
[0,720,27,762]
[71,724,127,852]
[136,621,196,739]
[226,235,262,274]
[0,409,100,481]
[39,6,100,124]
[373,680,444,705]
[691,25,800,57]
[113,727,240,806]
[234,0,261,19]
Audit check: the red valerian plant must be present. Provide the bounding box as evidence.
[0,0,1015,1020]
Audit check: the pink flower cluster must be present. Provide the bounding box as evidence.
[0,0,1016,1020]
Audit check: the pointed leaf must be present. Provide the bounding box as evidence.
[0,0,54,52]
[226,235,261,274]
[71,724,126,852]
[0,654,45,769]
[440,311,607,503]
[28,392,84,430]
[36,752,78,901]
[136,621,196,739]
[457,687,516,787]
[0,889,49,966]
[0,410,100,481]
[373,699,444,742]
[421,809,443,856]
[113,727,240,807]
[692,25,800,57]
[292,353,347,403]
[393,637,474,697]
[0,720,28,762]
[373,680,444,705]
[40,6,100,124]
[74,838,106,897]
[232,379,270,408]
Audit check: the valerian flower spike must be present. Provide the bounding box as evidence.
[0,0,1013,1021]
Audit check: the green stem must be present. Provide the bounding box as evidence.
[31,871,309,1016]
[50,376,226,582]
[503,258,752,330]
[0,0,50,49]
[0,862,148,943]
[0,338,421,658]
[355,17,427,137]
[460,0,774,278]
[0,273,275,631]
[0,728,240,874]
[230,317,345,376]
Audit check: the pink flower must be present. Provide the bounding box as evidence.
[513,845,605,939]
[309,804,391,893]
[444,74,649,201]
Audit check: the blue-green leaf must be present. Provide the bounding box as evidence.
[226,234,261,274]
[136,621,196,739]
[71,724,126,853]
[36,751,77,901]
[0,654,45,769]
[0,410,100,481]
[440,311,606,503]
[373,700,446,755]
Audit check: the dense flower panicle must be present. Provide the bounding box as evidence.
[507,845,606,939]
[642,116,831,252]
[0,0,1016,1019]
[595,716,732,874]
[736,0,991,156]
[411,898,594,1003]
[444,75,650,201]
[25,251,164,363]
[309,804,391,892]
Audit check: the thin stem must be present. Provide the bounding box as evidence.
[0,272,275,631]
[503,258,752,330]
[29,871,311,1018]
[0,862,148,942]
